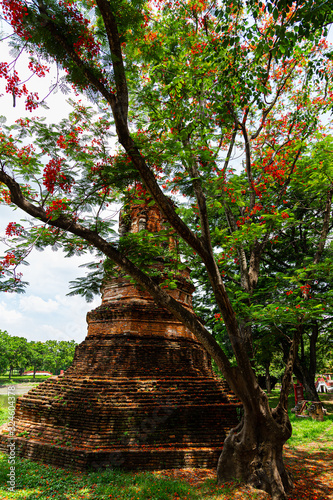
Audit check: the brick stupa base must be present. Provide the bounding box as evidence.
[0,202,240,471]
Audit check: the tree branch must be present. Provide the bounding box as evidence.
[313,185,333,265]
[96,0,129,122]
[278,324,302,411]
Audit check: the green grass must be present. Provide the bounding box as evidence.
[0,376,52,386]
[267,389,333,448]
[287,413,333,447]
[0,407,8,426]
[0,454,246,500]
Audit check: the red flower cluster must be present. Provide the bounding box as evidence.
[59,0,101,58]
[28,60,50,78]
[135,182,148,198]
[0,188,12,204]
[300,283,310,294]
[45,199,68,217]
[1,0,31,40]
[5,222,23,237]
[0,63,39,111]
[25,92,39,112]
[56,129,81,149]
[0,252,16,269]
[43,158,64,193]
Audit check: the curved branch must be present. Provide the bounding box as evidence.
[250,61,298,141]
[182,137,212,250]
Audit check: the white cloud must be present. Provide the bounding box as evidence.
[37,324,72,342]
[0,290,99,342]
[19,295,59,313]
[0,301,23,325]
[0,203,103,343]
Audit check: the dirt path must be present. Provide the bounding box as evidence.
[0,383,40,395]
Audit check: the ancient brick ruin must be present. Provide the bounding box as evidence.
[0,201,240,471]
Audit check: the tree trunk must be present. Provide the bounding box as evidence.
[280,325,320,401]
[218,320,301,500]
[293,357,319,401]
[265,361,272,394]
[217,405,293,500]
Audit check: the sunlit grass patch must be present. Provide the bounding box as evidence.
[0,454,270,499]
[0,455,203,500]
[267,388,333,447]
[287,413,333,447]
[0,407,8,426]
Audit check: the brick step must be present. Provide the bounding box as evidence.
[18,391,235,402]
[21,389,237,402]
[24,378,236,393]
[0,434,225,470]
[11,430,230,447]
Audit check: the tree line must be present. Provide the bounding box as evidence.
[0,330,77,378]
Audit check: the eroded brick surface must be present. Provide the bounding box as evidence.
[0,202,241,470]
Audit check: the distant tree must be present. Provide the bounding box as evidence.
[27,341,47,378]
[0,330,9,374]
[43,340,77,375]
[0,332,29,377]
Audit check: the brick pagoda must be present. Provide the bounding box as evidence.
[0,201,240,471]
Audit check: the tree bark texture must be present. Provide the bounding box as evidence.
[217,404,293,500]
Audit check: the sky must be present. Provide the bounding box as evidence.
[0,34,104,343]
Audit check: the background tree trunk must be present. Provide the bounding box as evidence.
[265,361,272,394]
[293,357,319,401]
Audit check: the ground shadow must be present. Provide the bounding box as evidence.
[284,446,333,500]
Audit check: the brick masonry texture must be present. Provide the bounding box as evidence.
[0,201,241,471]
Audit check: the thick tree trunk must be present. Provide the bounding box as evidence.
[217,405,293,500]
[217,320,301,500]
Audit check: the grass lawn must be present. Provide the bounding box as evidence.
[267,389,333,449]
[0,385,332,499]
[0,376,52,386]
